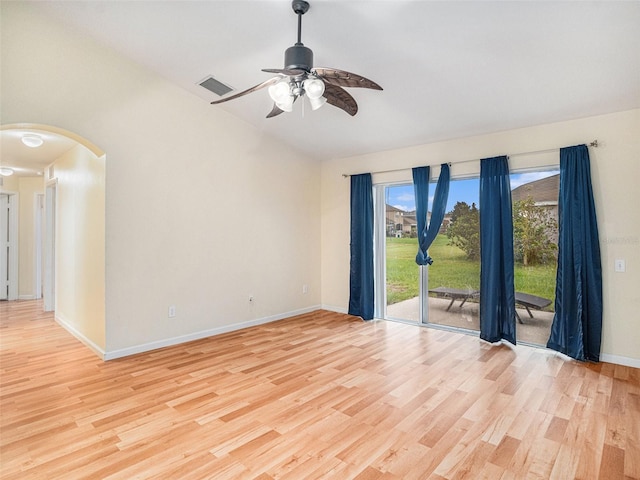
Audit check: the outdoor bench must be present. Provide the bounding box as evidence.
[514,292,552,323]
[428,287,479,311]
[428,287,552,324]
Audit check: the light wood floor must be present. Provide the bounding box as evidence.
[1,300,639,479]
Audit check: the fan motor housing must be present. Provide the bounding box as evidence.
[285,44,313,71]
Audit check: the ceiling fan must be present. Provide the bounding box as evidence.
[210,0,382,118]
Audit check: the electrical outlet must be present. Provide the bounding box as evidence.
[248,295,254,303]
[168,305,176,318]
[302,284,309,294]
[615,259,626,272]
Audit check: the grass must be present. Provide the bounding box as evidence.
[386,234,556,309]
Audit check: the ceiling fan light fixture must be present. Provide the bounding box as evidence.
[276,96,295,112]
[22,134,44,148]
[303,78,325,99]
[269,81,295,111]
[0,167,14,176]
[268,81,292,103]
[308,95,327,111]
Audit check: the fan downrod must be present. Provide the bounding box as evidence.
[292,0,309,15]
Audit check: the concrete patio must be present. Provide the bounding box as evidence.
[386,296,554,346]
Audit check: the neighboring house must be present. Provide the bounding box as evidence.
[385,205,416,237]
[511,173,560,244]
[511,173,560,219]
[440,215,452,234]
[386,208,453,237]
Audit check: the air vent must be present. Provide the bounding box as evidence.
[199,76,234,97]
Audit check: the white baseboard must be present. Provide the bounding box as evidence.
[600,353,640,369]
[103,305,323,361]
[55,312,106,359]
[56,303,639,369]
[321,304,348,314]
[19,294,36,300]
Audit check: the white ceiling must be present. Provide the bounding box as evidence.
[19,1,640,161]
[0,128,78,177]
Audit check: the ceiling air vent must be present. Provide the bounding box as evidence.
[199,76,233,97]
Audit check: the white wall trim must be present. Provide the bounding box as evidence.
[321,304,348,314]
[19,294,36,300]
[34,193,44,300]
[103,305,323,361]
[55,312,106,359]
[44,181,57,312]
[600,353,640,369]
[55,302,639,369]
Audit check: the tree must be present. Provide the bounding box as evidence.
[512,197,558,266]
[446,201,480,260]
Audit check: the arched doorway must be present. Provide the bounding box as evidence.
[0,124,107,355]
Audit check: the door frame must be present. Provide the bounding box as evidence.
[373,185,386,319]
[44,181,57,312]
[373,182,429,323]
[35,193,45,299]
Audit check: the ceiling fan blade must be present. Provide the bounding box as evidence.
[261,68,307,76]
[323,83,358,116]
[210,76,280,105]
[266,104,285,118]
[313,68,382,90]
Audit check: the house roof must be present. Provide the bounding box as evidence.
[511,174,559,203]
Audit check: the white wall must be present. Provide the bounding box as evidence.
[52,145,106,352]
[1,2,321,358]
[321,109,640,365]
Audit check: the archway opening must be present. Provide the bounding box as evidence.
[1,123,107,356]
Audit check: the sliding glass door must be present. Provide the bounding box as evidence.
[374,168,557,346]
[375,180,481,331]
[379,184,421,322]
[510,169,559,345]
[425,177,480,331]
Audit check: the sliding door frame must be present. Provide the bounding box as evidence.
[373,185,386,319]
[373,182,429,324]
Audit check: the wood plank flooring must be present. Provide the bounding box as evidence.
[1,300,639,479]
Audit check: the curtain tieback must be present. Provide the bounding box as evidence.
[416,251,433,266]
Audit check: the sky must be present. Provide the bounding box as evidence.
[387,169,560,213]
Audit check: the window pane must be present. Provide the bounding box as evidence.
[384,184,419,322]
[511,169,559,345]
[427,178,481,331]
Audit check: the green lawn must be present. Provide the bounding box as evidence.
[386,234,556,309]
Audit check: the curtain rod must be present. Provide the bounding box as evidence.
[341,140,599,178]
